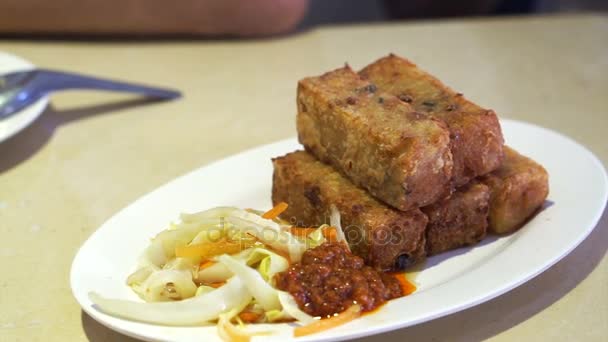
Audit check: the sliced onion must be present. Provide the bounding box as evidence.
[217,254,281,311]
[180,207,239,223]
[126,265,157,287]
[330,205,350,251]
[139,238,167,268]
[197,262,233,283]
[89,276,251,326]
[139,269,197,302]
[137,219,224,269]
[155,221,218,257]
[277,291,316,324]
[163,257,195,271]
[197,248,254,283]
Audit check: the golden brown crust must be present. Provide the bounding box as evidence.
[359,54,504,187]
[297,66,453,211]
[272,151,428,271]
[422,182,490,255]
[480,146,549,234]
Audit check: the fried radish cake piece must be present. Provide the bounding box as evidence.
[272,151,427,271]
[360,54,504,186]
[297,65,453,211]
[480,146,549,234]
[422,182,490,255]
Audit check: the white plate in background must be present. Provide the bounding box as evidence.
[0,51,49,143]
[70,119,608,342]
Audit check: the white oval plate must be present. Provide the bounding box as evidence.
[71,119,608,342]
[0,51,49,143]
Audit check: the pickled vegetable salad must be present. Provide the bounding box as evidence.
[89,204,351,340]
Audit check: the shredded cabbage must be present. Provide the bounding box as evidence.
[247,248,289,281]
[92,205,354,338]
[196,247,288,285]
[218,310,264,342]
[306,225,327,249]
[227,214,306,262]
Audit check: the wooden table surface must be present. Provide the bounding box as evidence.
[0,13,606,342]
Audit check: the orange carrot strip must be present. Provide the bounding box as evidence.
[288,227,318,238]
[322,226,338,243]
[294,304,361,337]
[262,202,289,220]
[208,281,226,288]
[175,240,248,259]
[393,273,417,295]
[199,260,215,270]
[238,312,261,323]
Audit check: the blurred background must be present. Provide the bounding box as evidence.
[299,0,608,29]
[1,0,606,38]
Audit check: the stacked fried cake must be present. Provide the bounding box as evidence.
[272,54,549,271]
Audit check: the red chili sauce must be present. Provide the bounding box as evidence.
[274,243,404,318]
